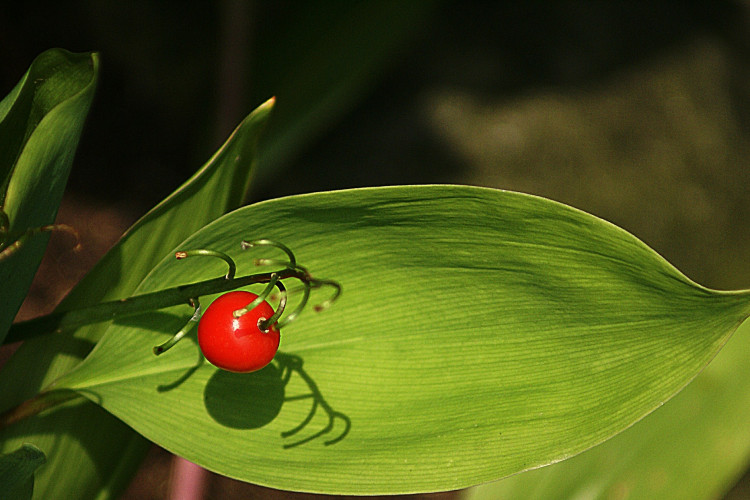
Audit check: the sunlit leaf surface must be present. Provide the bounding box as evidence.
[464,315,750,500]
[53,185,750,494]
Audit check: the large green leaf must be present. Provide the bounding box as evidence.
[463,310,750,500]
[0,49,98,342]
[0,98,274,499]
[49,185,750,494]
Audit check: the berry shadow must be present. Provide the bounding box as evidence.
[203,362,285,429]
[114,312,350,445]
[202,353,351,447]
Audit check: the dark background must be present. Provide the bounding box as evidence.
[5,1,750,498]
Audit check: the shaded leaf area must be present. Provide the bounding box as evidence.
[0,49,97,342]
[0,443,45,500]
[0,100,274,499]
[53,185,750,494]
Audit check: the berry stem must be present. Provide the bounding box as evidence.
[241,239,296,268]
[233,273,278,318]
[153,298,202,355]
[275,281,309,329]
[175,249,236,279]
[262,281,287,330]
[310,278,343,312]
[4,267,309,345]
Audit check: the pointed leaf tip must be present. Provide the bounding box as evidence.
[53,185,750,494]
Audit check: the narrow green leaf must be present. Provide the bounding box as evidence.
[0,98,274,499]
[52,185,750,494]
[0,49,98,342]
[0,444,46,500]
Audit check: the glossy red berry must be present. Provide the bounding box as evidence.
[197,291,280,373]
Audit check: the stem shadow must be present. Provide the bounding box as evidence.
[200,352,351,447]
[275,353,351,448]
[157,351,205,392]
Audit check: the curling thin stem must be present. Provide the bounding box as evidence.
[241,239,297,268]
[0,223,81,261]
[262,281,287,330]
[234,273,279,318]
[175,249,236,279]
[153,298,201,355]
[275,281,310,329]
[311,279,343,312]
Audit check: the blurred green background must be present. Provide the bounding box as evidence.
[4,1,750,498]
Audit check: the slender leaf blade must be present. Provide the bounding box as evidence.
[52,185,750,494]
[0,98,274,499]
[0,49,98,342]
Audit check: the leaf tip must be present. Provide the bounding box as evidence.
[259,96,276,111]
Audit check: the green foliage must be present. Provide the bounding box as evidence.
[464,314,750,500]
[0,444,46,500]
[3,30,750,499]
[48,185,750,494]
[0,68,274,497]
[0,49,97,342]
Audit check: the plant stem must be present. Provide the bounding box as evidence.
[5,268,308,345]
[0,390,82,430]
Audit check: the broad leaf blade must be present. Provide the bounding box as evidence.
[53,185,750,494]
[0,99,274,499]
[0,444,46,500]
[0,49,98,342]
[464,314,750,500]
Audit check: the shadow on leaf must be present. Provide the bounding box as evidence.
[276,353,351,448]
[201,352,351,446]
[203,363,285,429]
[157,352,205,393]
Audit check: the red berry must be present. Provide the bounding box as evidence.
[197,291,280,373]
